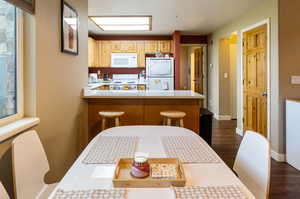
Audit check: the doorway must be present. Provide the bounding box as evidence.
[242,23,268,138]
[180,44,207,107]
[219,34,238,119]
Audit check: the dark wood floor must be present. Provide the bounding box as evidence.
[211,120,300,199]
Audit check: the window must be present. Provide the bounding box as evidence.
[0,0,23,126]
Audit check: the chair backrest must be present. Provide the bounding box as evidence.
[12,130,50,199]
[233,131,270,199]
[0,182,10,199]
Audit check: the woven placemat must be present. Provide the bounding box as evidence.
[52,188,127,199]
[83,136,139,164]
[161,136,220,163]
[173,186,248,199]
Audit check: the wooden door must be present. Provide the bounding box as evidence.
[243,24,267,137]
[193,48,203,93]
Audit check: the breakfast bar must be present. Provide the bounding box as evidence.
[83,89,205,139]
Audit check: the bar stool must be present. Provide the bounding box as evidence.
[160,111,186,127]
[99,111,125,131]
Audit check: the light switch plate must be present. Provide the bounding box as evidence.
[224,73,228,79]
[291,76,300,85]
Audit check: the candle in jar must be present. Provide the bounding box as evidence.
[131,153,150,178]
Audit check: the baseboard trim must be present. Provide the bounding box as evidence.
[214,115,232,121]
[271,150,286,162]
[236,128,244,136]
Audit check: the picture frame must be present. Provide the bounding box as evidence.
[61,0,79,55]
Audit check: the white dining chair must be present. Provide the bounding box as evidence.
[233,131,271,199]
[12,130,57,199]
[0,182,10,199]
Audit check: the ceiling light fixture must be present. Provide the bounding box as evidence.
[89,16,152,31]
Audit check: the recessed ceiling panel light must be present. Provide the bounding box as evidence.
[89,16,152,31]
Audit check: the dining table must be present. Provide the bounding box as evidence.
[48,126,255,199]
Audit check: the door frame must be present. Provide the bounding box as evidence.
[240,18,271,140]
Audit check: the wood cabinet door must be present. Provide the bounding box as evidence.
[121,41,137,52]
[145,41,158,53]
[95,40,101,67]
[88,37,95,67]
[243,24,267,137]
[100,41,112,67]
[111,40,122,52]
[136,41,145,67]
[158,40,171,53]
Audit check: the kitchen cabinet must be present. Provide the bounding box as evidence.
[111,41,137,52]
[158,40,171,53]
[121,41,137,52]
[88,37,96,67]
[145,41,158,53]
[100,41,112,67]
[136,41,145,67]
[88,39,172,68]
[111,41,122,52]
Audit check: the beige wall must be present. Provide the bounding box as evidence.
[34,0,88,183]
[278,0,300,153]
[0,0,88,196]
[208,0,280,153]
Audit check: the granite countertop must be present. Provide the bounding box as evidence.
[82,89,205,99]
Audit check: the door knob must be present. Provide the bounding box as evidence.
[261,92,267,97]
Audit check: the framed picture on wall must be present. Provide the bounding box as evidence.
[61,0,79,55]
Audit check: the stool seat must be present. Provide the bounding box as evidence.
[160,111,186,119]
[160,111,186,127]
[99,111,125,118]
[99,111,125,131]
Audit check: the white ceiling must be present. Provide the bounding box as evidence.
[88,0,263,35]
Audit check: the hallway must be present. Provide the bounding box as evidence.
[211,120,300,199]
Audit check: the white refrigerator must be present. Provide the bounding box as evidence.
[146,57,174,90]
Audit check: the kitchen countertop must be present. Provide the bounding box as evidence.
[82,89,205,99]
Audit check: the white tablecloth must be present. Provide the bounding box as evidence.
[48,126,255,199]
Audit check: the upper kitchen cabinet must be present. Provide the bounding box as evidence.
[145,40,171,53]
[88,39,172,67]
[121,41,137,52]
[158,40,171,53]
[136,41,145,67]
[111,41,137,52]
[145,41,158,53]
[88,37,96,67]
[111,40,122,52]
[100,41,112,67]
[88,37,101,67]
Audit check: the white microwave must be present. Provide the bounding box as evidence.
[111,53,138,68]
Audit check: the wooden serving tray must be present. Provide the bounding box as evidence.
[113,158,186,188]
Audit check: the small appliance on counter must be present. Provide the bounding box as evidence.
[146,57,174,90]
[103,73,111,82]
[89,73,98,83]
